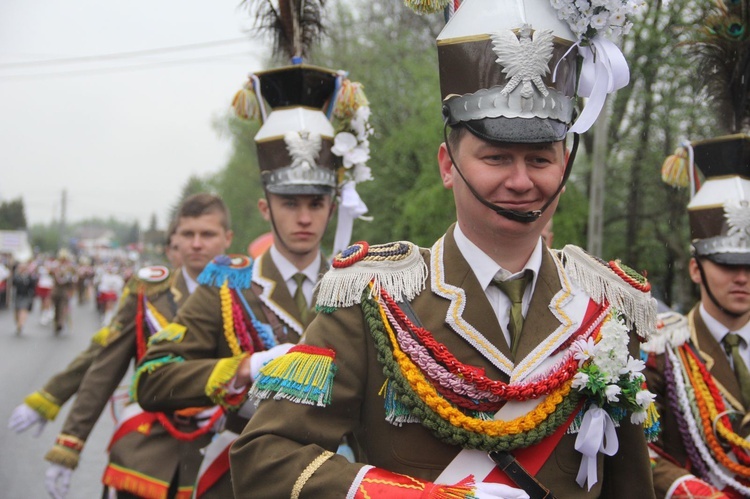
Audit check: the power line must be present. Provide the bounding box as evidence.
[0,52,260,80]
[0,37,251,69]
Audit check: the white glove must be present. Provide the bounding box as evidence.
[8,403,47,437]
[195,406,225,432]
[473,482,530,499]
[249,343,295,381]
[45,463,72,499]
[237,398,257,419]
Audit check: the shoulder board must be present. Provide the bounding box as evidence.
[641,311,690,354]
[317,241,427,308]
[197,254,253,290]
[125,265,172,297]
[557,245,657,340]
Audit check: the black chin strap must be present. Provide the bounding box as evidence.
[694,258,744,318]
[441,121,579,224]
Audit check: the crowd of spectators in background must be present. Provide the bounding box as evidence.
[0,251,136,335]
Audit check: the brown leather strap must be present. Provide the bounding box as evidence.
[488,451,557,499]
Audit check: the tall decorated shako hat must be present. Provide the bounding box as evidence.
[244,64,341,196]
[665,134,750,265]
[438,1,576,143]
[431,0,636,143]
[231,0,373,254]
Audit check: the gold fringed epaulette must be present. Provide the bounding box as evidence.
[316,241,428,309]
[249,344,337,407]
[558,245,657,340]
[125,266,172,297]
[641,311,690,354]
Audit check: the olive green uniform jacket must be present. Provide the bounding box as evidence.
[645,306,749,497]
[135,251,319,498]
[24,328,110,421]
[46,268,211,498]
[230,227,655,499]
[24,278,135,421]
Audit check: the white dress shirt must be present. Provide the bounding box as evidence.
[182,267,199,295]
[453,223,543,347]
[269,245,322,307]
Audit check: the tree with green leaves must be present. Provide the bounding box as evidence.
[0,198,27,230]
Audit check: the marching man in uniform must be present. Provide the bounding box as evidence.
[8,224,183,438]
[644,135,750,498]
[41,193,233,499]
[132,60,373,496]
[229,0,659,498]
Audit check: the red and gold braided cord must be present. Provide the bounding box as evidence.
[230,288,264,352]
[135,288,147,361]
[381,290,590,401]
[377,298,572,437]
[681,346,750,464]
[680,347,750,477]
[220,282,242,356]
[608,260,651,292]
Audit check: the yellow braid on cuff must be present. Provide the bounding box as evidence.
[292,450,334,499]
[44,434,84,470]
[24,391,62,421]
[205,354,250,408]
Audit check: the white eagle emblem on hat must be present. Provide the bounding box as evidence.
[725,199,750,239]
[492,24,555,100]
[284,131,321,170]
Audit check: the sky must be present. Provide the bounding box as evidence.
[0,0,268,230]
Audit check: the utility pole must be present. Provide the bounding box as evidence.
[587,99,610,257]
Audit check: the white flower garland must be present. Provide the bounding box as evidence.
[667,346,750,495]
[570,312,655,424]
[331,106,374,186]
[550,0,642,42]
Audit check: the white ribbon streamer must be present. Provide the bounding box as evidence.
[569,36,629,134]
[574,405,619,490]
[332,181,369,256]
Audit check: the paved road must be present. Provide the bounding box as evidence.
[0,297,125,498]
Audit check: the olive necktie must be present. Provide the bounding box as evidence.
[493,271,532,357]
[292,273,309,325]
[722,333,750,408]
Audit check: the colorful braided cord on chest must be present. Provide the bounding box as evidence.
[363,289,588,451]
[219,281,275,356]
[665,343,750,493]
[135,288,171,361]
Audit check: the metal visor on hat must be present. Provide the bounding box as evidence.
[437,0,577,143]
[688,134,750,265]
[253,64,340,195]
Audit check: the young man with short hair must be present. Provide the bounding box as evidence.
[39,193,232,499]
[644,135,750,498]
